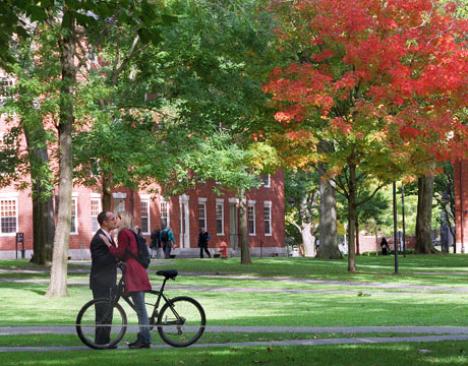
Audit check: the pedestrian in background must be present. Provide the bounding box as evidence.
[198,228,211,258]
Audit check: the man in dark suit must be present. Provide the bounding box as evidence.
[89,211,118,347]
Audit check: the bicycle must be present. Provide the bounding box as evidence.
[76,263,206,349]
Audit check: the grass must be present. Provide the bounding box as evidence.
[2,255,468,365]
[3,256,468,327]
[1,332,437,347]
[2,342,468,366]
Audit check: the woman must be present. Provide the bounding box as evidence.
[100,211,152,349]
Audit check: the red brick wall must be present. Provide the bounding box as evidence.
[0,172,285,257]
[454,160,468,250]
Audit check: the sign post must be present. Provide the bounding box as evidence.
[16,232,25,259]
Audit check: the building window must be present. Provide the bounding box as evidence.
[264,201,272,236]
[198,198,207,231]
[90,197,101,233]
[248,201,256,236]
[0,76,14,106]
[261,174,271,188]
[71,197,78,235]
[114,198,126,214]
[216,199,224,235]
[160,197,170,227]
[140,198,150,234]
[0,198,17,234]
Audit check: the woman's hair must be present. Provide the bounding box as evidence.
[118,211,134,232]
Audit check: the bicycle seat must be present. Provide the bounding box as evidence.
[156,270,178,279]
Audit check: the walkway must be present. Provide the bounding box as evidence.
[2,326,468,352]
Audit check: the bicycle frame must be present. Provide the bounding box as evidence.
[109,265,183,327]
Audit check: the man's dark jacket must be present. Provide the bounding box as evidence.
[89,229,117,290]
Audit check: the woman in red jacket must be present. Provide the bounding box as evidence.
[100,211,152,349]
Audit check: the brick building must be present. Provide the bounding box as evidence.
[454,160,468,253]
[0,172,286,259]
[0,69,285,259]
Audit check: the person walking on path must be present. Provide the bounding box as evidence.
[100,211,152,349]
[198,229,211,258]
[380,237,389,256]
[150,228,161,259]
[160,225,175,259]
[89,211,118,347]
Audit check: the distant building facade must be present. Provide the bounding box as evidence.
[0,172,286,259]
[454,160,468,253]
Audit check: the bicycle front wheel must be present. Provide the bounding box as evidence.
[157,296,206,347]
[76,298,127,349]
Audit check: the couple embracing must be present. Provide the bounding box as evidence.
[89,211,152,349]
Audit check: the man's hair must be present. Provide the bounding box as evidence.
[97,211,110,226]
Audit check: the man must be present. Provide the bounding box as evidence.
[198,228,211,258]
[150,228,161,259]
[89,211,118,347]
[160,224,175,259]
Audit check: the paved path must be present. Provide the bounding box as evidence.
[3,334,468,353]
[3,325,468,335]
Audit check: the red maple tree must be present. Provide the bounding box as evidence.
[264,0,468,271]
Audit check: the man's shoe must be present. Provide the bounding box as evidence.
[128,341,151,349]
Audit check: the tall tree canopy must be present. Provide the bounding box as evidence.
[265,0,468,271]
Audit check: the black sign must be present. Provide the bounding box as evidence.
[16,232,24,243]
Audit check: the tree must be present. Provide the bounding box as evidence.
[176,133,279,264]
[285,169,320,257]
[73,7,177,210]
[265,0,468,272]
[0,1,171,297]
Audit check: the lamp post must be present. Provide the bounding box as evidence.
[401,184,406,257]
[393,182,399,274]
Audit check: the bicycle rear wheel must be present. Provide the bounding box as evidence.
[76,298,127,349]
[157,296,206,347]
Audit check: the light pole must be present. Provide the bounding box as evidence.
[401,184,406,257]
[393,182,399,274]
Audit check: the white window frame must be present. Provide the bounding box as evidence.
[264,201,272,236]
[160,197,170,227]
[261,174,271,188]
[140,196,151,234]
[216,199,224,236]
[198,198,207,231]
[70,194,78,235]
[90,193,101,234]
[248,200,256,236]
[0,194,18,236]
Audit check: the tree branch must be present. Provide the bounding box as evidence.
[356,183,387,207]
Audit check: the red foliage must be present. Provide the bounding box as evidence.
[266,0,468,161]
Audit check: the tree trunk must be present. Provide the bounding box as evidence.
[238,190,252,264]
[355,220,360,255]
[30,190,55,264]
[301,222,316,257]
[347,162,357,272]
[101,172,113,211]
[23,129,55,265]
[415,175,435,254]
[47,10,76,297]
[318,141,339,259]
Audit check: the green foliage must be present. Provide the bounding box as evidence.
[284,169,320,241]
[173,132,279,196]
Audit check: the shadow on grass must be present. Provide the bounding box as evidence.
[1,341,468,366]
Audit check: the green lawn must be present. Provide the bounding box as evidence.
[2,255,468,365]
[2,342,468,366]
[2,255,468,327]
